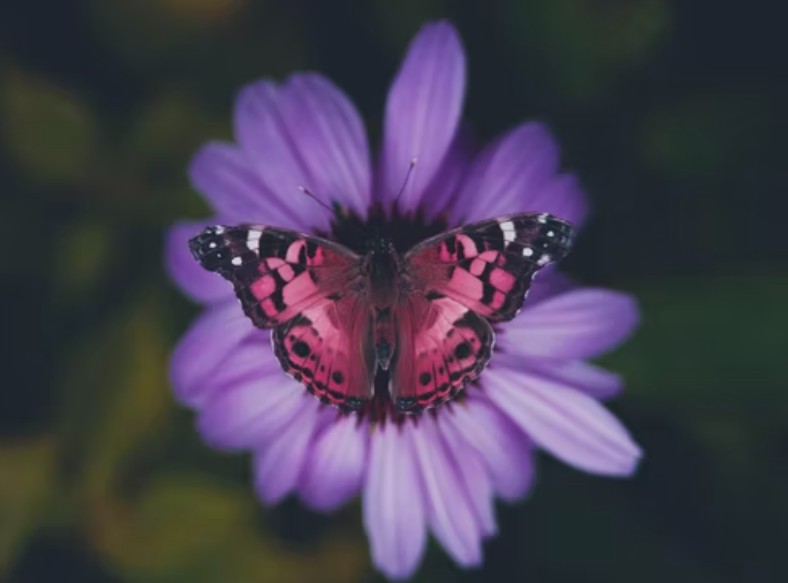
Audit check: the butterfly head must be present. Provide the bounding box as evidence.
[369,235,395,256]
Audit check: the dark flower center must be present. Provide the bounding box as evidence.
[325,202,449,255]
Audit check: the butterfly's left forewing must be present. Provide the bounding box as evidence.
[190,225,374,409]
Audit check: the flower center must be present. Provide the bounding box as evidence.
[326,202,449,255]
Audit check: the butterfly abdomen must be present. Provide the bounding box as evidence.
[372,305,396,370]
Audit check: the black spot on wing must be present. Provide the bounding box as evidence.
[293,340,310,358]
[454,342,472,360]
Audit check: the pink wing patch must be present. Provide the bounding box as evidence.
[392,295,493,413]
[406,213,575,322]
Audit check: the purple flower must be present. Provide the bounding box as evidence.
[166,21,641,580]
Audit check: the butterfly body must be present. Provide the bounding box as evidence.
[189,213,575,413]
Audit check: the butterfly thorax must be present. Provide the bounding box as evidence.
[363,238,405,370]
[363,238,405,303]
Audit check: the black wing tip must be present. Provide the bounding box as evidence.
[188,225,231,272]
[530,213,576,261]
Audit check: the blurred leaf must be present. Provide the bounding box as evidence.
[376,0,450,49]
[641,94,773,181]
[0,68,99,186]
[159,0,249,29]
[606,275,788,414]
[507,0,670,100]
[125,93,225,170]
[92,473,367,583]
[123,92,225,218]
[0,437,57,574]
[89,0,250,66]
[53,217,116,303]
[91,0,248,44]
[56,291,173,508]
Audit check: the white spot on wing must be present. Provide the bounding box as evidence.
[500,220,516,244]
[231,256,242,266]
[537,213,548,224]
[538,254,551,266]
[522,247,534,257]
[247,229,262,252]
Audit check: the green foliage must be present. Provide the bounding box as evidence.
[1,69,99,186]
[506,0,670,100]
[0,438,57,573]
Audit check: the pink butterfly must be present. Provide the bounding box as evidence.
[190,213,575,413]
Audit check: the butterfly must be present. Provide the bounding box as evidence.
[189,213,575,413]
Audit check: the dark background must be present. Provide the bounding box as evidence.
[2,0,787,581]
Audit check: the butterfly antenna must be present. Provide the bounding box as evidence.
[299,185,333,213]
[393,157,418,204]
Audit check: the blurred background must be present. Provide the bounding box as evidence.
[1,0,786,581]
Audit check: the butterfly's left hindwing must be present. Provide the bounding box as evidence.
[405,213,575,322]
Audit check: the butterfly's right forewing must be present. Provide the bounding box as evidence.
[405,213,575,322]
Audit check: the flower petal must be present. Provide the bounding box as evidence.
[380,21,466,210]
[436,414,497,537]
[442,397,535,501]
[526,267,576,305]
[299,414,367,511]
[410,419,483,567]
[420,131,474,223]
[523,360,623,400]
[277,74,372,214]
[485,365,641,476]
[164,220,235,304]
[234,76,370,230]
[189,142,300,227]
[456,123,587,227]
[198,366,307,451]
[170,302,255,408]
[253,399,328,504]
[363,422,427,580]
[500,288,639,360]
